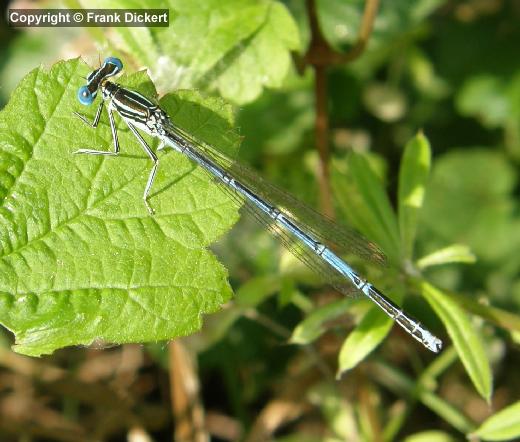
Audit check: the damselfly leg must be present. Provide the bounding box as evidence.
[126,122,159,215]
[73,104,119,156]
[73,100,104,128]
[74,102,159,215]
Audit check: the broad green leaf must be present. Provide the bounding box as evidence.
[333,153,400,263]
[290,298,352,345]
[236,85,314,159]
[336,306,393,377]
[211,1,301,104]
[421,282,492,401]
[456,75,510,128]
[398,132,431,260]
[417,244,476,269]
[79,0,165,68]
[471,401,520,441]
[96,0,301,104]
[421,149,518,262]
[0,58,241,356]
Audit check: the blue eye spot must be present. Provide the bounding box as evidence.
[77,86,94,105]
[103,57,123,72]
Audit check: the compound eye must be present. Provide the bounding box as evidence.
[77,86,94,105]
[103,57,123,73]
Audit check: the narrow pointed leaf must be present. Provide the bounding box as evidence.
[337,306,393,377]
[471,401,520,441]
[398,132,431,260]
[333,153,400,262]
[417,244,476,269]
[290,298,353,345]
[403,430,457,442]
[421,282,492,401]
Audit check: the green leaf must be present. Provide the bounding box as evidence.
[421,282,492,401]
[86,0,166,66]
[398,132,431,260]
[451,292,520,335]
[290,298,353,345]
[99,0,301,104]
[420,149,518,262]
[403,430,457,442]
[308,382,358,441]
[333,153,400,263]
[184,275,280,353]
[336,306,393,377]
[0,58,241,356]
[211,1,301,104]
[456,75,510,128]
[471,401,520,441]
[372,359,475,433]
[417,244,476,269]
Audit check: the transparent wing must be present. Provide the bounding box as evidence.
[164,122,386,294]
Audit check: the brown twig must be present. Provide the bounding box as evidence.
[303,0,380,217]
[169,340,208,442]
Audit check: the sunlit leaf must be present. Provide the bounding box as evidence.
[403,430,457,442]
[94,0,301,104]
[290,298,352,345]
[471,401,520,441]
[333,153,400,263]
[0,59,240,356]
[417,244,476,269]
[337,306,393,376]
[398,132,431,260]
[421,282,492,401]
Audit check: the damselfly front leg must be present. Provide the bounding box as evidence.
[73,100,104,128]
[73,104,120,156]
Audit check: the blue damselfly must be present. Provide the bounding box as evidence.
[74,57,442,353]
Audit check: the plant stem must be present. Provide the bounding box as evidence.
[303,0,380,217]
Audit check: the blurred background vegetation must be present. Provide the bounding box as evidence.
[0,0,519,441]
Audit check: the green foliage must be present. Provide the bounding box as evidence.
[1,0,520,439]
[471,401,520,441]
[398,132,431,261]
[333,153,400,263]
[337,305,393,376]
[290,298,353,345]
[417,244,476,269]
[421,282,492,402]
[421,149,519,262]
[82,0,301,104]
[0,59,240,356]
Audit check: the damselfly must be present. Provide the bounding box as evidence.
[74,57,442,353]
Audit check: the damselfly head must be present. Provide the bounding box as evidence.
[77,56,124,106]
